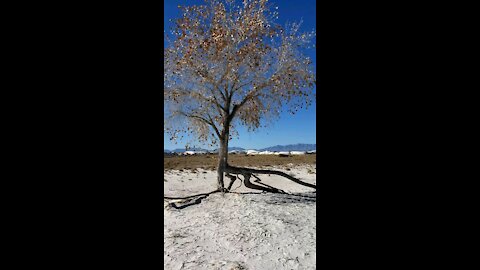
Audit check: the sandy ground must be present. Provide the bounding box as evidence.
[164,164,316,270]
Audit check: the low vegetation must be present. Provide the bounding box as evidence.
[164,154,316,170]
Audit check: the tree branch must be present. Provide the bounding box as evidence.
[229,77,273,117]
[177,111,221,138]
[229,92,260,121]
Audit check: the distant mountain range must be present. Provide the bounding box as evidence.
[164,144,316,153]
[259,144,316,152]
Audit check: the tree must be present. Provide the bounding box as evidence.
[164,0,316,193]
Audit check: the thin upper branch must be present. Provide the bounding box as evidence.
[177,111,221,138]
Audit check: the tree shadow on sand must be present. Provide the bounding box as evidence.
[230,191,317,205]
[165,191,316,209]
[165,189,315,211]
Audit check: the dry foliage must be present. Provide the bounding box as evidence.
[164,0,316,148]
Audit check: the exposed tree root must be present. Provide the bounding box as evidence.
[251,174,287,194]
[224,165,316,190]
[164,190,220,200]
[241,173,284,193]
[164,190,220,209]
[169,195,207,209]
[164,165,316,209]
[226,174,237,191]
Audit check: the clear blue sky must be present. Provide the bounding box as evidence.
[164,0,316,150]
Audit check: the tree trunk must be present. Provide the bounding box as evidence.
[217,137,228,191]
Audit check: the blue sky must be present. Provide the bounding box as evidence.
[164,0,316,150]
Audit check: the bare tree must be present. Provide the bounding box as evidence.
[164,0,316,192]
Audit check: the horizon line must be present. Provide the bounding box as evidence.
[164,142,317,151]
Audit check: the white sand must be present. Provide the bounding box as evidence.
[164,165,316,270]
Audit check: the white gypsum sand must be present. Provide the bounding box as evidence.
[164,165,316,270]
